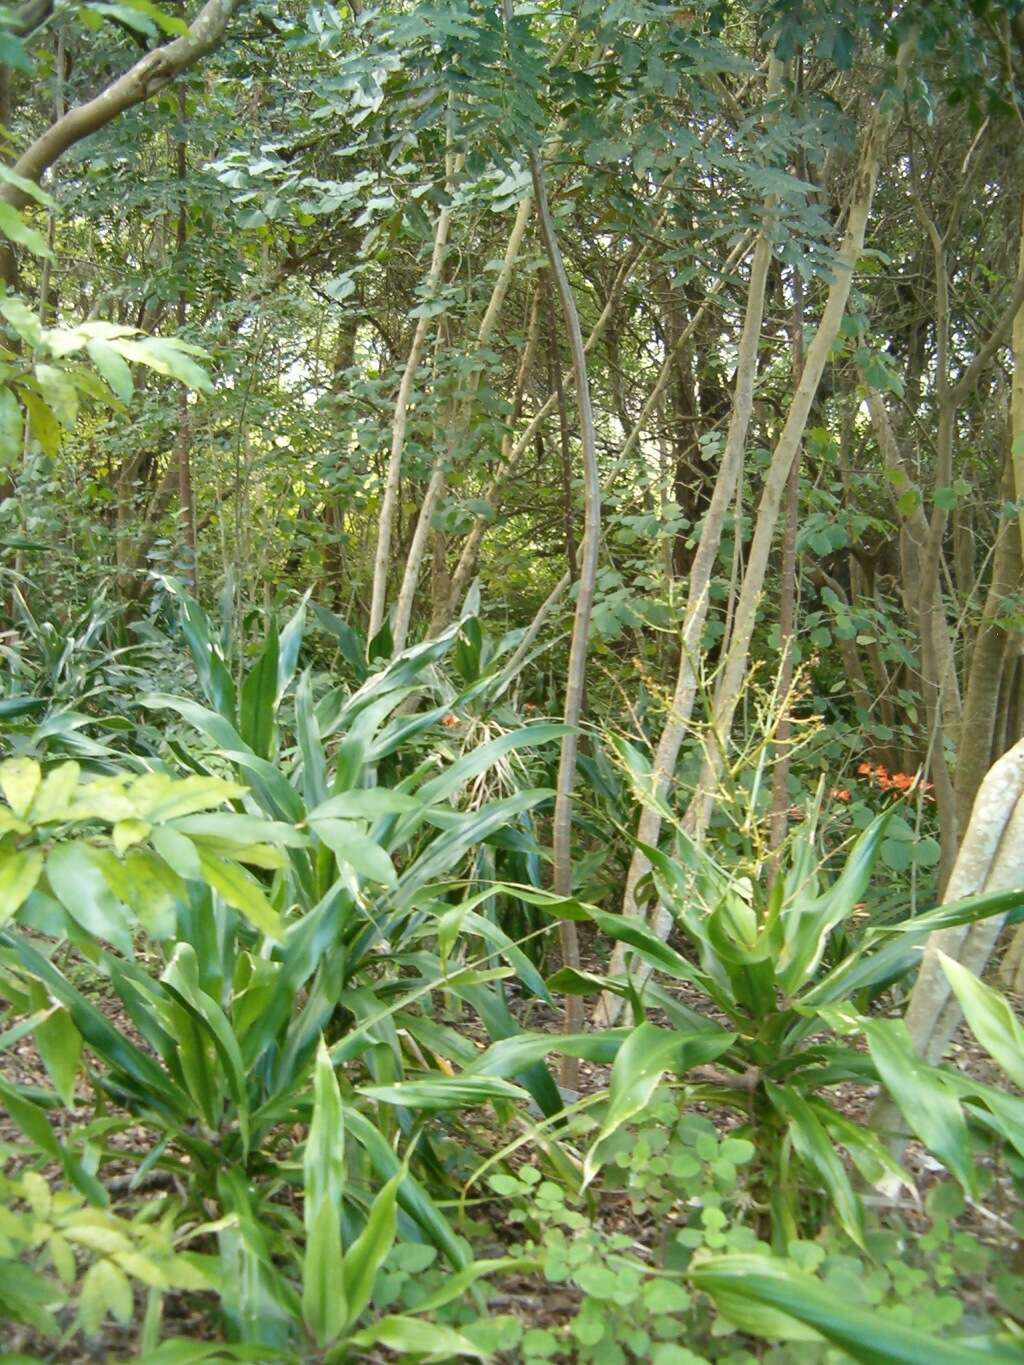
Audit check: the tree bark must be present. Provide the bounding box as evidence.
[768,263,805,855]
[594,62,783,1022]
[954,455,1022,835]
[1014,196,1024,562]
[173,87,196,592]
[903,738,1024,1065]
[685,52,911,855]
[866,391,962,743]
[368,151,461,641]
[390,194,532,651]
[550,285,578,579]
[0,0,243,209]
[504,0,601,1088]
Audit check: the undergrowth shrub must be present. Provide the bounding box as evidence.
[1,589,1023,1362]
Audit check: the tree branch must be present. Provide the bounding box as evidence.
[0,0,243,210]
[8,0,54,39]
[951,269,1024,406]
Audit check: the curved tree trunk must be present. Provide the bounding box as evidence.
[903,738,1024,1065]
[0,0,243,210]
[954,455,1022,835]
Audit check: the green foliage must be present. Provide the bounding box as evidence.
[826,956,1024,1198]
[0,1165,212,1343]
[3,0,1024,1354]
[474,1096,1017,1362]
[1,596,1021,1358]
[0,301,212,467]
[0,594,588,1354]
[544,740,1024,1245]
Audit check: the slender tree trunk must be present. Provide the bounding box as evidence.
[175,391,196,590]
[0,63,14,292]
[1011,196,1024,562]
[173,88,196,592]
[368,150,461,641]
[661,278,701,574]
[536,157,599,1086]
[866,391,962,744]
[768,264,805,855]
[685,53,911,854]
[391,460,447,650]
[504,0,601,1088]
[595,63,784,1022]
[917,227,960,890]
[1000,642,1024,758]
[550,286,578,579]
[389,194,532,650]
[35,32,65,326]
[428,529,451,633]
[954,453,1022,835]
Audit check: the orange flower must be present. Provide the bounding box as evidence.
[857,762,874,776]
[890,772,915,791]
[524,702,537,712]
[441,713,459,728]
[830,788,851,802]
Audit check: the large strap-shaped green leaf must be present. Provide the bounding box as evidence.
[804,885,1024,1007]
[238,618,279,760]
[938,952,1024,1088]
[343,1109,467,1270]
[584,1022,734,1185]
[359,1075,530,1110]
[1,931,191,1120]
[415,723,570,807]
[465,1029,632,1078]
[858,1015,975,1192]
[775,812,889,995]
[691,1254,1018,1363]
[764,1082,865,1247]
[302,1038,347,1347]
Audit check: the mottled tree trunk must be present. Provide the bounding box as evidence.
[768,263,805,855]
